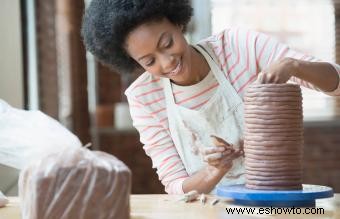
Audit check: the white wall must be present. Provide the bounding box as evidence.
[0,0,24,108]
[189,0,211,44]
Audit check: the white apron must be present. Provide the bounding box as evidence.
[162,44,245,192]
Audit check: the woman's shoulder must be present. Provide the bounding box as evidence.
[125,72,163,98]
[197,27,263,63]
[199,27,259,47]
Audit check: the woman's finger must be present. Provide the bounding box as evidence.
[200,146,225,156]
[222,149,234,156]
[209,160,221,166]
[220,151,242,163]
[204,152,223,162]
[256,72,263,83]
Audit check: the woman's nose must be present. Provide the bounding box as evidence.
[159,54,176,72]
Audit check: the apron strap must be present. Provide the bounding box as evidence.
[162,78,175,105]
[192,44,242,104]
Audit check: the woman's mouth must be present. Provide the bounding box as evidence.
[166,60,182,77]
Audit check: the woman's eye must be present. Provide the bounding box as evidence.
[165,39,173,48]
[145,59,155,67]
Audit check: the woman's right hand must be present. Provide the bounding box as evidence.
[200,135,243,171]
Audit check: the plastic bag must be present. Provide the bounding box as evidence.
[0,190,8,207]
[19,147,131,219]
[0,99,82,170]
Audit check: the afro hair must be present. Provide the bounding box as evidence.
[82,0,193,74]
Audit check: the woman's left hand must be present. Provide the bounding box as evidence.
[200,135,243,171]
[257,57,297,84]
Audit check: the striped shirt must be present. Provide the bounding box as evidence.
[125,28,340,194]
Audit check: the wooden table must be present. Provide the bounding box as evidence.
[1,194,340,219]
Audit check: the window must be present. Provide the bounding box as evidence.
[210,0,336,120]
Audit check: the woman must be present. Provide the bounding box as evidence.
[82,0,340,194]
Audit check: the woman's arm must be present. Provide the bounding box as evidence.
[258,57,340,93]
[291,59,339,92]
[182,165,230,194]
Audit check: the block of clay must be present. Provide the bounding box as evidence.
[19,147,131,219]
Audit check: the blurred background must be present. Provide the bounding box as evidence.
[0,0,340,194]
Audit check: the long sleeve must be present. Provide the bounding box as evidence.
[203,28,340,96]
[252,29,340,95]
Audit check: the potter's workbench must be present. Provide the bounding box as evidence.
[0,194,339,219]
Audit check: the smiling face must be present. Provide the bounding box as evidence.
[125,18,208,86]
